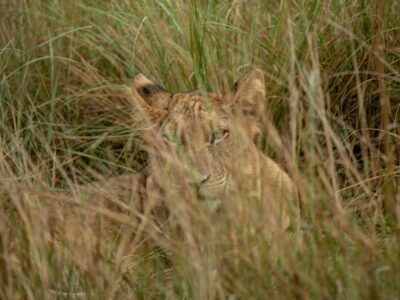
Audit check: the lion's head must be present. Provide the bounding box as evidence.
[128,69,266,201]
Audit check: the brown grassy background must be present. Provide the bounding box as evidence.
[0,0,399,299]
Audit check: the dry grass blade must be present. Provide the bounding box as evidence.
[0,0,399,299]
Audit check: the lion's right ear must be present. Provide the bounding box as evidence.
[128,74,170,122]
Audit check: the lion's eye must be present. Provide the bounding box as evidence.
[210,128,229,145]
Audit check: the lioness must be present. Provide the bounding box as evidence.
[4,68,296,296]
[126,68,296,230]
[37,68,296,247]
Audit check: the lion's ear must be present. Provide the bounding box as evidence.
[128,74,170,122]
[231,68,265,117]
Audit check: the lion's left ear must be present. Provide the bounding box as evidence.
[128,74,170,123]
[230,68,265,117]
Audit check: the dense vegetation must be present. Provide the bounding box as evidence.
[1,0,399,299]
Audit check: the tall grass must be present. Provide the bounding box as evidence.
[1,0,399,299]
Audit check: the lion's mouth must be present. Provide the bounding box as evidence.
[169,174,227,199]
[167,175,225,213]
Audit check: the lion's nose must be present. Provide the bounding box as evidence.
[186,174,210,185]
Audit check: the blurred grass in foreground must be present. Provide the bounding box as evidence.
[1,0,399,299]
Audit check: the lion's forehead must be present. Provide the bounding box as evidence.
[171,92,222,109]
[164,92,226,129]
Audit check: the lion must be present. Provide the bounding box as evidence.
[125,68,297,230]
[3,68,297,297]
[13,68,296,253]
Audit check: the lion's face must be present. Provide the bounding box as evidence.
[155,91,235,199]
[129,69,265,200]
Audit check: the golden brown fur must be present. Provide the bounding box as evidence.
[4,69,296,294]
[128,68,296,229]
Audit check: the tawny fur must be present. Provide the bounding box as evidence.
[46,68,296,238]
[4,69,297,286]
[127,68,297,229]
